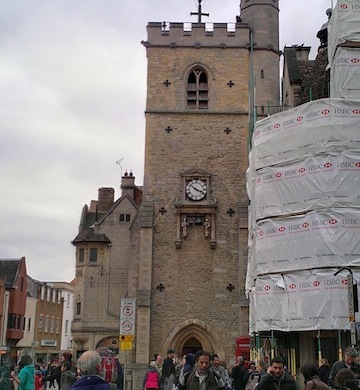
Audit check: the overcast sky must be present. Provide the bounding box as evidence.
[0,0,332,282]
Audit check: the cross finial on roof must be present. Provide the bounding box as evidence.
[190,0,209,23]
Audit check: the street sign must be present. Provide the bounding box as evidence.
[120,298,136,335]
[120,335,134,341]
[120,341,133,350]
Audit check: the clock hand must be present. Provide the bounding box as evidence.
[191,184,206,194]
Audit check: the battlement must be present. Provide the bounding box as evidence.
[144,22,250,48]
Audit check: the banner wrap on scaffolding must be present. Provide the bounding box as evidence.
[249,270,359,333]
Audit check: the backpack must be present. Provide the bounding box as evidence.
[101,355,119,384]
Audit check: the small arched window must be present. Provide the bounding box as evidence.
[187,67,208,109]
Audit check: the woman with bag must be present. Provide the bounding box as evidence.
[300,362,329,390]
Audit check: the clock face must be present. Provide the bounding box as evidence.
[186,179,207,201]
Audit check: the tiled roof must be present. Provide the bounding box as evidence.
[72,227,111,244]
[0,259,22,288]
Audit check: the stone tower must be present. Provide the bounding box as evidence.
[70,2,281,387]
[240,0,280,118]
[135,0,280,368]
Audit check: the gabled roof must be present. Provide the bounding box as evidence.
[73,187,142,245]
[0,258,23,289]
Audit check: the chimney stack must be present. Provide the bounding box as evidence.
[121,171,135,199]
[98,187,114,213]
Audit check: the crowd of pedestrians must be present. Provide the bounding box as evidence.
[3,344,360,390]
[141,346,360,390]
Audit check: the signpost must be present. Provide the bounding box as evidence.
[120,298,136,390]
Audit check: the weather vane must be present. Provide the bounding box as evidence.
[191,0,209,23]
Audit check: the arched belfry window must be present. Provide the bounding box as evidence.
[187,67,208,109]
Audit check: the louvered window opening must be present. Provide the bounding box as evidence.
[187,69,208,109]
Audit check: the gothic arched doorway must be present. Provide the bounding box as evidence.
[163,319,225,359]
[182,336,202,356]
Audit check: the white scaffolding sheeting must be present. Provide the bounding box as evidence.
[252,98,360,170]
[249,151,360,220]
[249,269,360,333]
[331,48,360,99]
[328,0,360,63]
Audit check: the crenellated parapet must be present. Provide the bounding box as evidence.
[143,21,250,48]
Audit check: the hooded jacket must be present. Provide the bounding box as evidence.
[18,364,35,390]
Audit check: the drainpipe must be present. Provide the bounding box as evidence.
[248,29,255,150]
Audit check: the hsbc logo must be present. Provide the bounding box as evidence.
[324,279,340,286]
[257,230,264,237]
[340,4,348,9]
[289,222,309,231]
[312,219,336,227]
[256,178,262,183]
[288,284,296,290]
[342,279,348,285]
[278,227,285,232]
[306,110,329,119]
[337,162,360,168]
[335,108,360,115]
[283,117,303,126]
[255,130,261,137]
[342,218,360,225]
[284,167,306,177]
[256,285,271,292]
[336,57,360,64]
[309,163,333,171]
[300,281,320,288]
[261,123,281,134]
[263,173,281,181]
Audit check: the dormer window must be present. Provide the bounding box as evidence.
[187,67,208,109]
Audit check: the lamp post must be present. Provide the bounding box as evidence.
[334,267,358,348]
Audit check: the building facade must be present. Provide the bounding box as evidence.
[0,258,28,364]
[71,1,280,387]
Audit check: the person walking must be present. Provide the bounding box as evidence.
[300,362,328,390]
[318,358,330,385]
[10,355,35,390]
[231,356,247,390]
[178,350,225,390]
[328,347,360,388]
[162,349,176,390]
[257,356,296,390]
[144,361,162,390]
[72,350,117,390]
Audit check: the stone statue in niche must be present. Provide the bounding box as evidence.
[182,217,188,238]
[203,218,210,237]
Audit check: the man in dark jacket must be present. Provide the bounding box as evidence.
[231,356,247,390]
[257,356,296,390]
[328,347,360,389]
[178,350,225,390]
[72,350,117,390]
[162,349,176,390]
